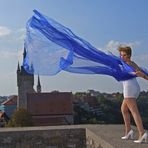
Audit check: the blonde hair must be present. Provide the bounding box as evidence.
[118,46,132,57]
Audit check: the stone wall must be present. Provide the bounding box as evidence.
[86,129,114,148]
[0,126,86,148]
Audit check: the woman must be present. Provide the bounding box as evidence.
[118,46,148,143]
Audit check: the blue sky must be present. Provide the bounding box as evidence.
[0,0,147,95]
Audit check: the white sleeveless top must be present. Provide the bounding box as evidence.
[122,78,140,99]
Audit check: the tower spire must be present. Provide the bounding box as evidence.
[23,47,26,61]
[37,75,41,93]
[17,61,20,71]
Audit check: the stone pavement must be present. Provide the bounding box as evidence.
[84,124,148,148]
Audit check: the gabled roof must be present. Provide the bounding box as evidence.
[2,95,17,106]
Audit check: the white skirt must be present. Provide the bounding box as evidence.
[122,78,140,99]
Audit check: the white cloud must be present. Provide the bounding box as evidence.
[6,28,26,42]
[0,27,25,42]
[15,28,26,41]
[0,48,23,65]
[0,50,17,58]
[0,26,11,37]
[102,40,141,55]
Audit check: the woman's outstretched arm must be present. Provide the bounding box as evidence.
[128,61,148,80]
[135,71,148,80]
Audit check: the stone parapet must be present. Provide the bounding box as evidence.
[0,125,147,148]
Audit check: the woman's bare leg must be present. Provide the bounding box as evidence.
[121,99,131,135]
[125,98,144,138]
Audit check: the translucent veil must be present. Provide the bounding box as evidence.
[23,10,147,81]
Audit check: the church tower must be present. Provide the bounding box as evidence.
[17,48,35,109]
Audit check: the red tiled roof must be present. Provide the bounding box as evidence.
[2,95,17,106]
[27,92,73,115]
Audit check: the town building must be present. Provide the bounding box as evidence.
[16,48,74,126]
[0,95,17,118]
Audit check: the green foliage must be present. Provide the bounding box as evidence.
[6,108,33,127]
[137,93,148,129]
[73,91,148,130]
[88,118,98,124]
[74,92,88,98]
[97,96,123,124]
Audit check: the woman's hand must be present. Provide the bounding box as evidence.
[134,71,148,80]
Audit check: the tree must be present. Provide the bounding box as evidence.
[6,108,33,127]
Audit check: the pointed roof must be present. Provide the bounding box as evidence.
[37,75,41,87]
[17,62,20,71]
[30,62,34,73]
[23,47,26,60]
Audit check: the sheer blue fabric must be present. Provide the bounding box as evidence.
[23,10,148,81]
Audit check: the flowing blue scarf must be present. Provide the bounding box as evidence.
[23,10,147,81]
